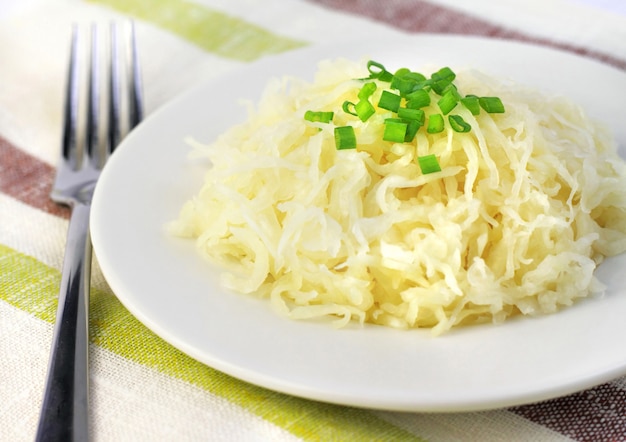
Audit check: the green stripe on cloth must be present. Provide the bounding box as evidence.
[0,243,424,441]
[87,0,307,61]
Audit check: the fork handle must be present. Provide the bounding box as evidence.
[37,203,91,442]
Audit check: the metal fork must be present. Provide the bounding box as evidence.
[36,22,143,441]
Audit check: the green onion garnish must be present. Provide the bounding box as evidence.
[304,110,334,123]
[437,89,459,115]
[390,68,410,90]
[405,89,431,109]
[355,99,376,122]
[390,68,427,97]
[449,114,471,133]
[344,100,376,122]
[479,96,505,113]
[460,95,480,115]
[398,107,425,123]
[427,114,445,133]
[418,154,442,174]
[367,60,393,82]
[430,67,456,94]
[378,90,402,112]
[314,61,506,168]
[334,126,357,150]
[383,119,408,143]
[358,82,377,100]
[404,71,427,84]
[342,101,358,117]
[432,66,455,80]
[404,120,421,142]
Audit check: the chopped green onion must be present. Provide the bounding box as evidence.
[427,114,445,133]
[366,60,385,76]
[342,101,358,117]
[390,68,424,96]
[304,110,334,123]
[378,90,402,112]
[383,119,408,143]
[479,96,505,113]
[343,99,375,122]
[398,107,425,123]
[449,114,471,133]
[418,154,442,174]
[367,60,393,82]
[432,66,456,81]
[334,126,357,150]
[431,78,453,95]
[358,82,377,100]
[437,89,459,115]
[430,67,456,94]
[405,71,427,83]
[355,99,376,122]
[411,80,433,92]
[390,68,410,87]
[442,83,461,98]
[404,119,421,142]
[460,95,480,115]
[406,89,431,108]
[392,79,415,97]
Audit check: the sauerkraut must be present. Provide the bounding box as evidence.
[168,58,626,335]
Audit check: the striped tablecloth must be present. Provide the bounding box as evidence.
[2,1,625,440]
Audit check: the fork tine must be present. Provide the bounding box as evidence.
[86,24,100,166]
[108,22,122,154]
[62,25,80,168]
[128,21,144,129]
[105,21,143,156]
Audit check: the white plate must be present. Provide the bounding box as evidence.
[91,35,626,412]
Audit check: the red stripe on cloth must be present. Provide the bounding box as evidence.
[307,0,626,71]
[510,383,626,442]
[0,136,69,218]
